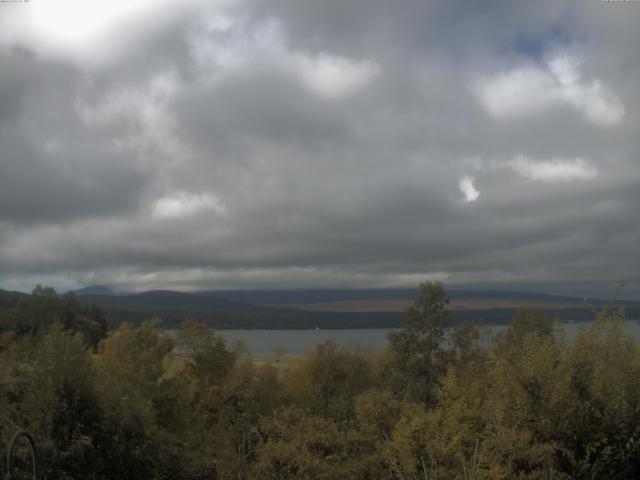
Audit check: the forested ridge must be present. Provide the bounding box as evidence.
[7,286,638,329]
[2,282,640,479]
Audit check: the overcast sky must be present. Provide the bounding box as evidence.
[0,0,638,297]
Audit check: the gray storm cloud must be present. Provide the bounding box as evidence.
[0,0,638,297]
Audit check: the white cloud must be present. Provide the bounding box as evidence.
[75,70,188,166]
[189,16,380,99]
[474,54,625,126]
[459,176,480,202]
[292,53,381,99]
[475,67,559,117]
[507,156,598,183]
[151,191,227,219]
[189,16,286,74]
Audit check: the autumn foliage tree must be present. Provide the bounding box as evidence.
[2,284,640,479]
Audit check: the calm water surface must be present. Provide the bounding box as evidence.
[218,320,640,356]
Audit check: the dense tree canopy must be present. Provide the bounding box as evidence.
[2,283,640,479]
[0,285,108,349]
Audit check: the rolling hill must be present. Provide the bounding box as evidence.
[69,288,640,329]
[5,286,638,329]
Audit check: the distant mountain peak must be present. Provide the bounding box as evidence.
[73,285,114,296]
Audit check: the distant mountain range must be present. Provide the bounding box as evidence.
[3,286,638,329]
[60,286,640,329]
[0,288,28,308]
[73,285,115,296]
[69,290,401,329]
[70,285,634,304]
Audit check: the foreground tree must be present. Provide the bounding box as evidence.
[176,320,237,386]
[387,281,451,404]
[284,339,371,421]
[94,321,191,479]
[0,325,109,479]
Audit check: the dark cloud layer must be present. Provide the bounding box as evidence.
[0,0,638,297]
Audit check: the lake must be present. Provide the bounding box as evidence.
[217,320,640,356]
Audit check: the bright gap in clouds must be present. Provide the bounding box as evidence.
[459,177,480,202]
[292,53,381,99]
[0,0,203,64]
[30,0,151,40]
[151,192,227,219]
